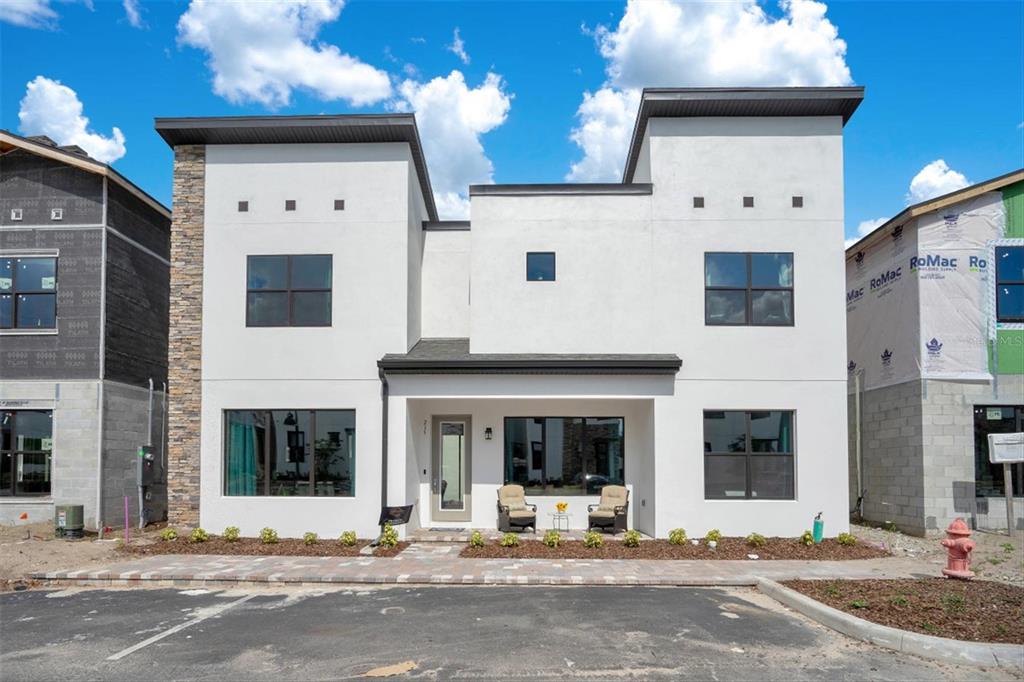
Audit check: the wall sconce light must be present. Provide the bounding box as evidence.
[484,427,493,440]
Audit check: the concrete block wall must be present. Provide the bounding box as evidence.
[100,380,168,528]
[920,375,1024,533]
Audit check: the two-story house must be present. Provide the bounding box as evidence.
[0,131,171,530]
[157,86,863,539]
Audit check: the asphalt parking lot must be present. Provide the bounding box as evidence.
[0,585,1011,680]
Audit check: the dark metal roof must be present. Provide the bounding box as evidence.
[423,220,470,231]
[470,183,652,197]
[623,87,865,183]
[154,114,438,221]
[379,338,682,375]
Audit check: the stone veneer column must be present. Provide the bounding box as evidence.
[167,145,205,527]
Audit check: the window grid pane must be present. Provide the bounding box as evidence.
[1,258,57,329]
[246,255,332,327]
[705,252,793,326]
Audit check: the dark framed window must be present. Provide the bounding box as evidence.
[973,405,1023,498]
[285,199,296,211]
[246,255,332,327]
[792,196,804,208]
[995,246,1023,323]
[704,410,794,500]
[238,201,249,213]
[0,257,57,330]
[504,417,624,496]
[334,200,345,211]
[693,197,704,208]
[526,252,556,282]
[223,409,355,497]
[743,196,754,208]
[705,252,793,326]
[1,410,53,496]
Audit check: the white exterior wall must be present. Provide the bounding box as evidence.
[421,230,470,338]
[199,143,426,538]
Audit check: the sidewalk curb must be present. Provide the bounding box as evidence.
[756,578,1024,671]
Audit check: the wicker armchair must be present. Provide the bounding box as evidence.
[588,485,629,533]
[497,484,537,532]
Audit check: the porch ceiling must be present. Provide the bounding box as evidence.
[379,338,682,375]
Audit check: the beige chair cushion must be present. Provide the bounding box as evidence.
[598,485,628,511]
[589,509,615,519]
[509,509,535,520]
[498,484,527,511]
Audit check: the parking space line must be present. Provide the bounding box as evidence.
[106,594,256,661]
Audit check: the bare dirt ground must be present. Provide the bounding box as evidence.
[0,522,167,590]
[852,523,1024,585]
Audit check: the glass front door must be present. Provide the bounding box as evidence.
[431,416,472,522]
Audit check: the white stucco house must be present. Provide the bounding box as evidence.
[156,86,864,539]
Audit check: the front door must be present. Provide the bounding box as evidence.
[431,416,472,522]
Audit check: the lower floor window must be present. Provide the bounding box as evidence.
[1,410,53,496]
[224,410,355,497]
[974,405,1023,497]
[704,410,794,499]
[504,417,624,495]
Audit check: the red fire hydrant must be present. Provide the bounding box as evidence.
[940,518,975,580]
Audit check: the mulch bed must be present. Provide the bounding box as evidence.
[460,537,890,560]
[121,538,409,558]
[783,578,1024,644]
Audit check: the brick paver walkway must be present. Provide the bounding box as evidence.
[35,543,928,588]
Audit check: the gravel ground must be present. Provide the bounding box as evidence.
[852,524,1024,586]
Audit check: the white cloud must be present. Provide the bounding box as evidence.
[845,217,886,249]
[906,159,969,204]
[395,71,512,219]
[447,27,470,65]
[123,0,143,28]
[0,0,58,28]
[18,76,126,163]
[567,0,853,181]
[177,0,391,108]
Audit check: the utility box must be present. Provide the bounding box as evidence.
[137,445,160,487]
[55,504,84,539]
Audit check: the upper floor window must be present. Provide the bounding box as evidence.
[704,410,794,500]
[526,252,556,282]
[996,246,1023,323]
[246,255,332,327]
[705,252,793,326]
[0,257,57,330]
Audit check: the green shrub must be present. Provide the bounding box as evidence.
[668,528,687,545]
[882,521,898,532]
[500,532,520,547]
[799,530,814,546]
[222,526,241,542]
[259,527,279,544]
[189,528,209,543]
[704,529,722,544]
[848,599,868,609]
[622,530,641,548]
[746,533,767,548]
[543,530,561,548]
[158,527,178,542]
[1001,542,1014,554]
[940,593,965,613]
[469,530,485,548]
[824,583,841,596]
[379,522,399,549]
[338,530,358,547]
[890,596,908,606]
[303,532,318,546]
[583,531,604,548]
[837,532,856,546]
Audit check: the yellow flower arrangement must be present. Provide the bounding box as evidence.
[556,502,568,513]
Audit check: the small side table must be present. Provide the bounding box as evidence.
[549,512,571,531]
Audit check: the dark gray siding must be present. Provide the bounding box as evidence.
[103,233,169,386]
[106,182,170,256]
[0,150,104,226]
[0,228,103,379]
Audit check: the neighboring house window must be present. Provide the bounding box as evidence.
[704,410,794,500]
[705,252,793,326]
[973,405,1023,498]
[995,246,1023,323]
[223,410,355,497]
[0,257,57,330]
[526,252,556,281]
[1,410,53,496]
[246,255,332,327]
[504,417,624,495]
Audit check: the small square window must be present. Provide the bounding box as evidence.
[743,196,754,208]
[10,209,23,221]
[792,196,803,208]
[50,208,63,221]
[693,197,705,208]
[526,252,556,282]
[238,201,249,213]
[334,199,345,211]
[285,200,296,212]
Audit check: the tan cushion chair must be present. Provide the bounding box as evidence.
[588,485,629,533]
[497,484,537,532]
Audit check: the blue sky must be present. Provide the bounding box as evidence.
[1,0,1021,238]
